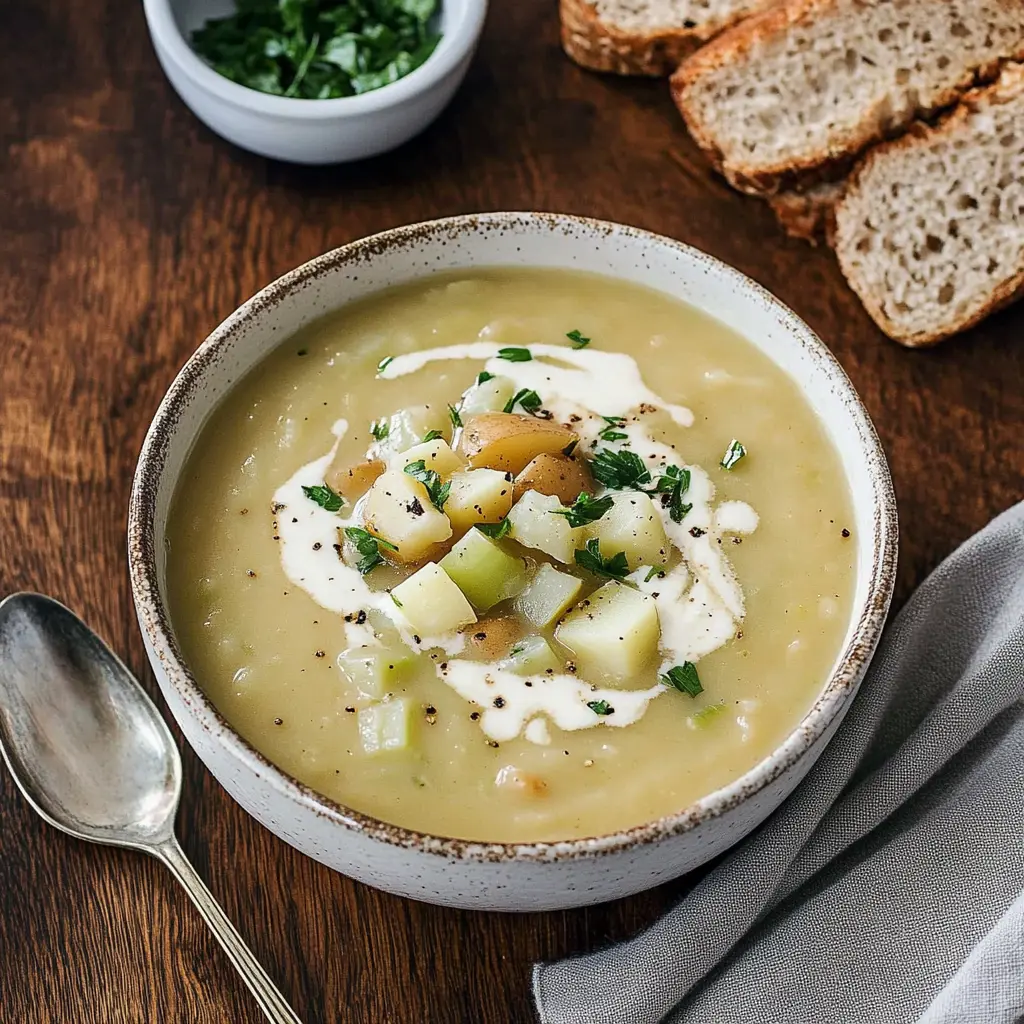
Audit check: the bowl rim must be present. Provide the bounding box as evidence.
[128,212,898,863]
[141,0,488,118]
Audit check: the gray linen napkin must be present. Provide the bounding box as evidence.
[535,502,1024,1024]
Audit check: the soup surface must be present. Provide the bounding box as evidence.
[166,268,856,842]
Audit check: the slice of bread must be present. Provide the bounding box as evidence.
[560,0,769,76]
[833,62,1024,346]
[671,0,1024,194]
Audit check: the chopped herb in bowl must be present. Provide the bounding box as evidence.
[190,0,443,100]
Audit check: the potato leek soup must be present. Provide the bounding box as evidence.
[166,269,855,843]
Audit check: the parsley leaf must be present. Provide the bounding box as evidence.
[370,419,389,442]
[550,492,614,528]
[567,329,590,349]
[497,347,532,362]
[661,662,703,697]
[598,415,629,443]
[475,518,511,540]
[721,439,746,470]
[377,355,394,373]
[574,538,630,580]
[503,388,543,415]
[654,464,693,523]
[644,566,666,582]
[390,593,403,608]
[404,460,449,510]
[448,404,463,429]
[590,448,652,490]
[476,371,495,385]
[421,429,443,442]
[345,527,395,575]
[587,699,614,715]
[301,482,344,512]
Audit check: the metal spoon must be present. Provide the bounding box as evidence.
[0,592,301,1024]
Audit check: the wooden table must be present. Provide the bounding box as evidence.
[1,2,1022,1021]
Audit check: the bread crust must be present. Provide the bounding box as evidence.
[834,63,1024,346]
[769,181,845,244]
[560,0,765,77]
[671,0,1024,195]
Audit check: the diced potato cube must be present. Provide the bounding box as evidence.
[515,563,583,627]
[444,469,515,534]
[555,581,660,681]
[456,413,578,475]
[326,457,385,502]
[584,491,668,570]
[337,645,416,699]
[439,529,530,611]
[390,438,467,477]
[362,470,452,564]
[390,562,477,634]
[371,405,449,456]
[498,634,563,675]
[460,375,516,415]
[357,699,413,755]
[514,453,595,505]
[507,490,581,564]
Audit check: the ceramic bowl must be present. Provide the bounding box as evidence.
[142,0,488,164]
[128,213,897,911]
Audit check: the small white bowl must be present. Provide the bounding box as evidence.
[129,214,898,911]
[142,0,488,164]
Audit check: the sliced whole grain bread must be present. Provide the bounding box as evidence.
[833,62,1024,346]
[671,0,1024,194]
[560,0,770,76]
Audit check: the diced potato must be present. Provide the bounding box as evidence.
[555,581,660,681]
[584,491,669,570]
[460,375,516,415]
[513,453,595,505]
[325,457,385,502]
[456,413,578,475]
[371,405,449,456]
[461,615,524,661]
[362,470,452,564]
[439,529,530,611]
[444,469,515,534]
[357,699,413,755]
[337,645,416,699]
[390,438,467,477]
[390,562,477,634]
[507,490,581,564]
[498,634,563,675]
[515,563,583,628]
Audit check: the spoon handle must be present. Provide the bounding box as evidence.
[155,837,303,1024]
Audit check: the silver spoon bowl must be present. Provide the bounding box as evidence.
[0,592,301,1023]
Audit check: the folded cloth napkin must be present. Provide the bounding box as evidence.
[534,502,1024,1024]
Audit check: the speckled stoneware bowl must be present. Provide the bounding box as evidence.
[128,213,897,912]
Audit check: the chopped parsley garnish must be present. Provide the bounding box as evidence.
[692,703,726,726]
[476,371,495,385]
[476,518,512,540]
[661,662,703,697]
[421,429,443,443]
[190,0,442,100]
[390,593,403,608]
[301,482,344,512]
[654,464,693,523]
[721,439,746,470]
[377,355,394,373]
[598,415,629,443]
[345,527,395,575]
[644,566,666,582]
[503,388,543,415]
[448,404,463,429]
[404,460,450,510]
[590,448,652,490]
[575,538,630,580]
[509,645,525,657]
[370,419,389,442]
[550,492,614,528]
[567,329,590,349]
[496,347,532,362]
[587,699,614,715]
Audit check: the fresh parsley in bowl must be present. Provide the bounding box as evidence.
[190,0,442,99]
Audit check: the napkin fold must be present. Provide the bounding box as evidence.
[535,503,1024,1024]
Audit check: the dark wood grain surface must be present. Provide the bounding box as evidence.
[1,2,1022,1021]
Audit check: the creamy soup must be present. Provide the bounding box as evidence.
[166,269,856,843]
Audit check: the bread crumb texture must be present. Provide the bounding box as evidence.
[675,0,1024,192]
[834,62,1024,346]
